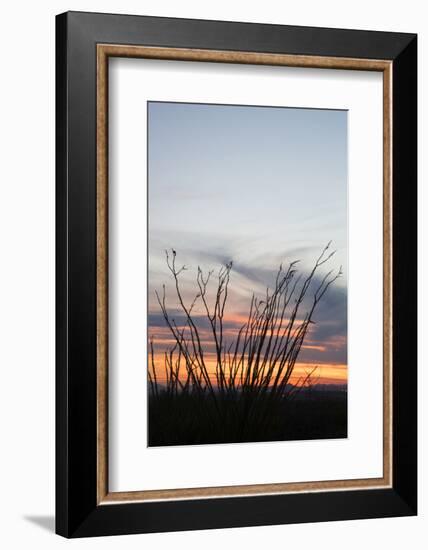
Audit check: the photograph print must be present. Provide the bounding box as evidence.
[147,101,348,447]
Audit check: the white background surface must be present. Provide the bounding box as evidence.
[109,59,383,492]
[0,1,425,548]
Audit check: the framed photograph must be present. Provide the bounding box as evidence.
[56,11,417,537]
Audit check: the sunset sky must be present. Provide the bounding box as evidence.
[148,101,348,385]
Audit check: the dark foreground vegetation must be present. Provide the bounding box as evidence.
[148,244,346,446]
[148,387,347,446]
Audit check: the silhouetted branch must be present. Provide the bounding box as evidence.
[149,245,342,439]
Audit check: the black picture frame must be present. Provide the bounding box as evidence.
[56,11,417,538]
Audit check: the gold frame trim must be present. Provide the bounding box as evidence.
[96,44,393,504]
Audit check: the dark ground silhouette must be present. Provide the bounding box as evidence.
[148,386,347,446]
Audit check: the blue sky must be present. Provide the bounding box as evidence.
[147,101,347,374]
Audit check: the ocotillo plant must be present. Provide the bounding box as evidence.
[149,243,342,441]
